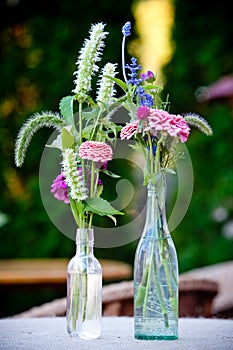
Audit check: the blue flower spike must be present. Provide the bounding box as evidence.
[122,22,131,37]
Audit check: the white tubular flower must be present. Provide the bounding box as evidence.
[96,63,118,105]
[62,148,88,201]
[73,23,108,103]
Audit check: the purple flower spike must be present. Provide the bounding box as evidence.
[122,22,131,37]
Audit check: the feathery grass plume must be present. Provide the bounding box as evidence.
[73,23,108,103]
[96,63,117,105]
[184,113,213,136]
[15,112,65,167]
[62,148,88,201]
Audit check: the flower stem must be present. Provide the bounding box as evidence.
[140,238,169,328]
[157,188,178,319]
[142,240,154,317]
[147,132,154,176]
[67,273,80,332]
[73,274,80,329]
[78,103,86,188]
[160,239,178,317]
[122,36,128,84]
[90,109,102,141]
[155,136,163,173]
[90,161,95,197]
[88,213,94,228]
[81,273,88,322]
[69,198,81,227]
[78,103,83,142]
[153,252,169,327]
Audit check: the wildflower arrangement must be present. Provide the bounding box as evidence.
[117,21,213,339]
[14,20,213,339]
[14,21,212,228]
[118,22,213,185]
[14,23,123,229]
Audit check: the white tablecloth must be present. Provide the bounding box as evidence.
[0,317,232,350]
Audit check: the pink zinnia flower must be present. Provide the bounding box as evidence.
[169,114,190,142]
[120,121,139,140]
[51,172,69,204]
[78,141,113,162]
[147,109,171,132]
[147,109,190,142]
[136,106,151,120]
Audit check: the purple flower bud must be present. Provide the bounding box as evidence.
[137,106,151,120]
[140,70,155,82]
[51,172,69,204]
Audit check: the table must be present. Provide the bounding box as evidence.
[0,258,132,285]
[0,317,232,350]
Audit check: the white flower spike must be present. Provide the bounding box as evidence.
[73,23,108,103]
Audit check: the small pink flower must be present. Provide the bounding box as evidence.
[136,106,151,120]
[79,141,113,162]
[51,172,69,204]
[120,121,139,140]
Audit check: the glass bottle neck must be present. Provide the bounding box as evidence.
[75,228,94,256]
[144,176,170,238]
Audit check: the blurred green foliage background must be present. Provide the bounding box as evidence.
[0,0,233,316]
[162,0,233,271]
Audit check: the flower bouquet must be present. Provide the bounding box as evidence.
[14,23,124,339]
[15,23,123,229]
[118,22,213,340]
[14,20,213,340]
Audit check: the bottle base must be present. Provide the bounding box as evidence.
[68,330,101,340]
[134,316,178,341]
[135,334,178,340]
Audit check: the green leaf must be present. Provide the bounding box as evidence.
[62,126,75,150]
[129,143,147,158]
[122,101,138,119]
[101,169,120,178]
[75,200,85,215]
[163,167,176,175]
[107,215,117,226]
[143,84,161,91]
[59,96,75,126]
[82,107,100,121]
[85,197,124,216]
[97,184,103,197]
[135,285,146,307]
[82,125,94,139]
[143,166,150,186]
[46,133,62,150]
[100,119,118,140]
[104,75,128,92]
[86,95,97,107]
[69,198,81,226]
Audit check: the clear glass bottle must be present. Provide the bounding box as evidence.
[66,228,102,339]
[134,172,179,340]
